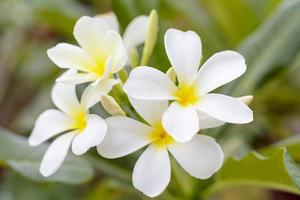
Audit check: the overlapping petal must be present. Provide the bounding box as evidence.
[98,116,152,158]
[71,114,107,155]
[47,43,96,72]
[124,66,177,100]
[133,145,171,198]
[123,16,148,51]
[195,51,246,95]
[162,102,199,142]
[56,71,98,84]
[128,97,168,126]
[80,79,119,109]
[103,31,127,73]
[73,16,111,62]
[197,111,225,129]
[94,12,119,32]
[196,94,253,124]
[51,82,82,116]
[165,29,202,85]
[40,132,76,177]
[29,109,74,146]
[168,135,224,179]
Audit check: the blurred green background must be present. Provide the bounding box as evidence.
[1,0,300,199]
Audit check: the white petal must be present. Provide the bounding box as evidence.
[162,102,199,142]
[197,111,225,129]
[71,114,107,155]
[168,135,224,179]
[56,72,98,85]
[40,132,75,177]
[196,94,253,124]
[128,97,168,126]
[195,51,246,95]
[47,43,96,72]
[164,28,201,85]
[73,16,111,61]
[97,116,151,158]
[196,95,253,129]
[133,145,171,198]
[124,66,177,100]
[51,82,82,116]
[103,31,127,73]
[29,109,74,146]
[94,12,119,32]
[95,56,113,81]
[80,79,119,109]
[123,15,148,51]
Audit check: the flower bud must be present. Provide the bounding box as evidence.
[141,10,158,65]
[101,95,126,116]
[238,95,253,105]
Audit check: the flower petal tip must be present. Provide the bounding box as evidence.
[28,137,39,146]
[39,167,54,177]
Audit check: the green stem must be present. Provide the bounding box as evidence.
[118,68,128,83]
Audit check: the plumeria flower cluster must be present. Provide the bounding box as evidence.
[29,11,253,198]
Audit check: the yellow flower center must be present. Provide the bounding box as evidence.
[90,58,107,77]
[71,109,87,132]
[149,124,174,148]
[174,84,200,106]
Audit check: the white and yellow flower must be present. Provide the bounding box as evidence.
[97,97,224,198]
[47,15,127,86]
[124,28,253,142]
[28,79,113,176]
[94,12,149,58]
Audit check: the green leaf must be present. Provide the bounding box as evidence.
[205,148,300,197]
[0,171,77,200]
[32,0,89,38]
[161,0,228,54]
[84,178,140,200]
[264,134,300,160]
[112,0,137,30]
[247,0,283,20]
[200,0,259,46]
[0,127,94,184]
[230,0,300,95]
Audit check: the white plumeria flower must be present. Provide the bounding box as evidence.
[98,97,223,197]
[123,28,253,142]
[94,12,149,57]
[28,80,112,176]
[47,16,126,107]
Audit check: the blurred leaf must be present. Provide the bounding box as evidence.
[0,171,77,200]
[112,0,137,30]
[200,0,259,46]
[85,178,140,200]
[0,127,94,184]
[134,0,158,14]
[205,148,300,197]
[15,40,56,83]
[12,86,53,133]
[86,155,131,182]
[31,0,90,37]
[247,0,283,20]
[263,134,300,160]
[230,0,300,95]
[212,186,270,200]
[161,0,228,54]
[169,158,199,199]
[0,27,26,103]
